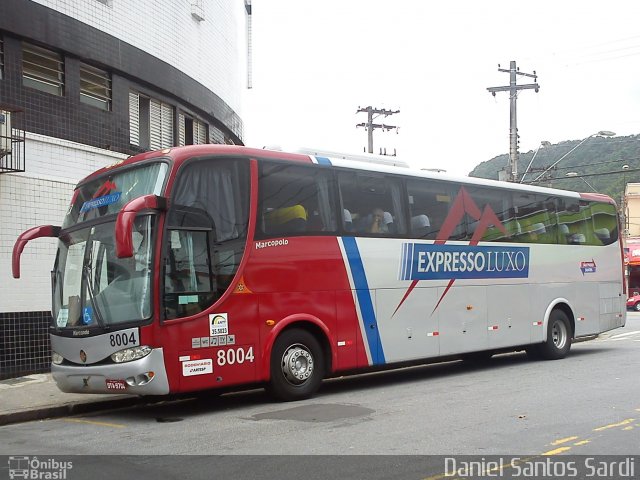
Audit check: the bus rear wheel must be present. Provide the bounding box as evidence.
[268,328,324,401]
[528,309,572,360]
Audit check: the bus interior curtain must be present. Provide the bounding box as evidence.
[171,164,238,242]
[316,176,336,231]
[390,182,406,232]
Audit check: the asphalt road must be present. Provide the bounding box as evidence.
[1,314,638,479]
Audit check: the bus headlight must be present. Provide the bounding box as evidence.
[111,345,152,363]
[52,351,64,365]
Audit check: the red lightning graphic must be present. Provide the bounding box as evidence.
[92,180,117,199]
[393,187,508,317]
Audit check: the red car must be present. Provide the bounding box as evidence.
[627,293,640,311]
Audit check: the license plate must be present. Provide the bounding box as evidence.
[105,379,128,391]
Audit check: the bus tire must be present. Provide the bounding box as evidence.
[267,328,325,401]
[531,309,572,360]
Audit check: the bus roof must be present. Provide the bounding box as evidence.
[80,144,616,205]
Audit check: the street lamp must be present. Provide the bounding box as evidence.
[530,131,616,183]
[565,172,597,192]
[520,140,551,183]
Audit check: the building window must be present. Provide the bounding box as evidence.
[22,43,64,96]
[209,126,224,144]
[178,113,208,145]
[80,63,111,110]
[129,91,174,151]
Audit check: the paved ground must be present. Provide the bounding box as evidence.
[0,373,136,426]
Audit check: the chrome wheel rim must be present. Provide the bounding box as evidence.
[551,320,568,349]
[281,343,314,386]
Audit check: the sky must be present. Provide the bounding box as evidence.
[242,0,640,177]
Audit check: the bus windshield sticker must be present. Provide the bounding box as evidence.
[179,295,199,305]
[82,306,93,325]
[79,192,122,213]
[210,313,229,336]
[56,308,69,327]
[400,244,530,281]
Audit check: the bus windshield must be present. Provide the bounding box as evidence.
[63,161,168,228]
[53,215,156,329]
[53,161,168,330]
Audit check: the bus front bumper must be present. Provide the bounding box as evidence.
[51,347,170,395]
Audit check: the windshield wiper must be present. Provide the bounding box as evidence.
[82,265,108,330]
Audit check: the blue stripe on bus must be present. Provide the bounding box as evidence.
[341,237,385,365]
[315,156,332,166]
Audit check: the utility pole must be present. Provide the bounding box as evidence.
[356,106,399,154]
[487,61,539,182]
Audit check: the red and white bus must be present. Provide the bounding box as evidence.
[13,145,626,400]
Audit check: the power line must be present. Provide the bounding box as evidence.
[530,167,640,183]
[529,158,638,172]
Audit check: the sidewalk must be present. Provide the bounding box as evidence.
[0,374,141,426]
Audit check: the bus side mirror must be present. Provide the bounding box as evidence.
[12,225,61,278]
[115,194,168,258]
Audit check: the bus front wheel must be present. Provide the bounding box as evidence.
[267,328,325,401]
[527,309,572,360]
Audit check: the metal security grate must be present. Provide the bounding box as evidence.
[0,107,26,174]
[80,63,112,111]
[22,43,64,96]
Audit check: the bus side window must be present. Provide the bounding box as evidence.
[258,162,337,237]
[463,186,512,242]
[164,228,216,318]
[407,178,472,240]
[338,172,405,237]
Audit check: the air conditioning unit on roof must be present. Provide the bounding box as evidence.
[265,146,410,168]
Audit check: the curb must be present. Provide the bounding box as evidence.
[0,396,144,427]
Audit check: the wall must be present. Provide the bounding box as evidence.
[29,0,246,114]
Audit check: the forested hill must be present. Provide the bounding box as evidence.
[469,134,640,202]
